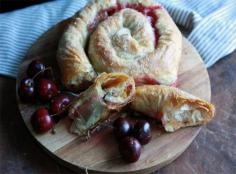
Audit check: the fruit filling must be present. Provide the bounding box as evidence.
[135,75,160,86]
[135,75,177,86]
[101,75,133,105]
[88,3,161,47]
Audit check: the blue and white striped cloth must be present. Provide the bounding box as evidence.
[0,0,236,78]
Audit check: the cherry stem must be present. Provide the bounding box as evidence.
[86,131,91,140]
[47,91,80,118]
[85,168,88,174]
[49,101,75,118]
[49,112,61,118]
[62,91,80,97]
[32,67,53,80]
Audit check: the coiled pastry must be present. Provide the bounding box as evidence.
[57,0,182,91]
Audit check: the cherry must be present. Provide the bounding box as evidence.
[42,68,55,80]
[50,94,71,120]
[119,137,141,163]
[18,77,35,102]
[37,79,58,102]
[31,107,54,133]
[35,68,55,83]
[133,120,152,145]
[113,117,132,140]
[27,60,46,78]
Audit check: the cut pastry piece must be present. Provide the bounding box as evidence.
[57,0,182,91]
[130,85,215,132]
[69,72,135,136]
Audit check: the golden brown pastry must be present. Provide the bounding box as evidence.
[57,0,182,91]
[69,72,135,136]
[130,85,215,132]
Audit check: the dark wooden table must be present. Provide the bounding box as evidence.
[0,51,235,174]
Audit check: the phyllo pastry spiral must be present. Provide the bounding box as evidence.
[69,72,135,136]
[130,85,215,132]
[57,0,182,91]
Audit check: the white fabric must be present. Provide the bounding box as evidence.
[0,0,235,77]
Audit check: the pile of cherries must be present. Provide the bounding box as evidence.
[19,59,152,163]
[113,117,152,163]
[18,60,71,133]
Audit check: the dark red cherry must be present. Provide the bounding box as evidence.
[119,137,141,163]
[37,79,58,102]
[42,68,54,80]
[27,60,46,78]
[133,120,152,145]
[113,117,132,140]
[34,68,56,84]
[31,107,54,133]
[18,77,35,102]
[50,94,71,119]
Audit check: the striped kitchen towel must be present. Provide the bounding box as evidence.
[0,0,236,78]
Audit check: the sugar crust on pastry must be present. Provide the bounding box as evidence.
[57,0,182,91]
[130,85,215,132]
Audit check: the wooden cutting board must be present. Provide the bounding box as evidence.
[16,19,211,174]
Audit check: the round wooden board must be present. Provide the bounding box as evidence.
[16,19,211,174]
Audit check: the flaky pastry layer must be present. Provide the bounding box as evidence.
[130,85,215,132]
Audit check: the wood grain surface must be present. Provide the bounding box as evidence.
[14,19,212,174]
[1,52,235,174]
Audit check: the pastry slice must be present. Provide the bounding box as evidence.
[69,72,135,136]
[130,85,215,132]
